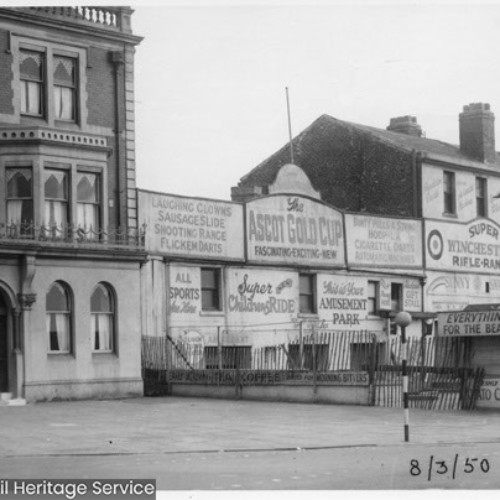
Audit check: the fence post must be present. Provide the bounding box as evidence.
[312,324,317,396]
[299,321,304,370]
[217,326,222,370]
[396,311,412,443]
[369,334,377,406]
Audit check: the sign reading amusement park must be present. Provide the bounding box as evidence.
[245,195,345,266]
[345,214,422,268]
[138,190,244,260]
[426,218,500,274]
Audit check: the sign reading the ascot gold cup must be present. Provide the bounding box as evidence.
[246,195,344,266]
[138,191,244,260]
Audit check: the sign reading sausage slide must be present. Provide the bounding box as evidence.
[138,190,244,260]
[246,196,344,266]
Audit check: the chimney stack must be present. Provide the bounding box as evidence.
[459,103,496,163]
[386,115,422,137]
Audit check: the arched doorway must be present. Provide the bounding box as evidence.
[0,294,8,392]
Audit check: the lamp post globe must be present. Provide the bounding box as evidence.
[395,311,412,328]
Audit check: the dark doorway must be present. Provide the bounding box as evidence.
[0,296,8,392]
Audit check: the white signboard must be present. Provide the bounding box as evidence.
[345,214,422,268]
[246,195,344,266]
[477,378,500,409]
[437,310,500,336]
[138,191,244,260]
[426,218,500,274]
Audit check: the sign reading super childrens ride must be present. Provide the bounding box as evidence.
[246,195,344,266]
[138,191,244,260]
[426,218,500,274]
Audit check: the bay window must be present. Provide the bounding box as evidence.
[6,168,33,229]
[44,169,68,231]
[77,172,100,235]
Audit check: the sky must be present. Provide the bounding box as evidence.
[9,0,500,201]
[130,1,500,201]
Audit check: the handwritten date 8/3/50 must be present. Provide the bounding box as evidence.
[410,455,490,481]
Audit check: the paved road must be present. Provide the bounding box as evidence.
[1,396,500,492]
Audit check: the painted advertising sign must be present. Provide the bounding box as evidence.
[345,214,422,268]
[246,195,344,266]
[426,218,500,274]
[168,266,201,316]
[437,309,500,336]
[476,378,500,409]
[138,190,244,260]
[226,269,296,323]
[318,276,367,327]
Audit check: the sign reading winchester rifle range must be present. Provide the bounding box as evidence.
[345,214,422,268]
[246,195,344,266]
[426,218,500,273]
[138,191,244,260]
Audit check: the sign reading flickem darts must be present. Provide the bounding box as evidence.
[426,218,500,273]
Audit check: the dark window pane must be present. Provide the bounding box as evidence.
[7,169,32,198]
[53,56,75,86]
[77,173,98,203]
[20,51,43,80]
[44,171,68,199]
[46,283,69,311]
[91,284,111,313]
[201,269,217,289]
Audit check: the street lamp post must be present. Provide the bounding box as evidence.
[395,311,412,443]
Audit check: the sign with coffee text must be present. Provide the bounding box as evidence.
[246,195,344,266]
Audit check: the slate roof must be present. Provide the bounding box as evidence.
[237,114,500,189]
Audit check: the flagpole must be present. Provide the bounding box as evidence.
[285,87,294,164]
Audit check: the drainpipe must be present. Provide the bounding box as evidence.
[110,50,125,230]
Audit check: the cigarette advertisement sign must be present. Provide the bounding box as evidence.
[138,191,244,260]
[345,214,422,268]
[437,309,500,336]
[246,195,344,266]
[426,218,500,274]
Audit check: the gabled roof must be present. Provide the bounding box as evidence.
[237,113,500,189]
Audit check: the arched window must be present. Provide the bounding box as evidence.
[46,281,71,353]
[91,283,115,352]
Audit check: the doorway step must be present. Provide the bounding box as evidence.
[0,392,26,406]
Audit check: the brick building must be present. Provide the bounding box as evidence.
[232,103,500,382]
[0,7,145,402]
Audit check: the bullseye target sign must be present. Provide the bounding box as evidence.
[427,229,444,260]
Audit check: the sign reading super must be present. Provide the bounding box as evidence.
[426,218,500,273]
[246,195,345,266]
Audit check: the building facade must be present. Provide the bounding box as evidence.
[0,7,145,402]
[232,103,500,385]
[139,163,425,373]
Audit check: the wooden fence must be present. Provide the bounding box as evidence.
[141,332,485,410]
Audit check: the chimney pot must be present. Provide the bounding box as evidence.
[459,102,496,164]
[387,115,422,137]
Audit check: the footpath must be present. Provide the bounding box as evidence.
[1,396,500,457]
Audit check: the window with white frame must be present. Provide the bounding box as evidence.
[44,169,69,230]
[77,172,100,236]
[53,55,77,121]
[6,167,33,228]
[20,49,44,117]
[46,281,72,353]
[201,268,221,311]
[367,281,378,315]
[91,283,115,353]
[299,274,316,314]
